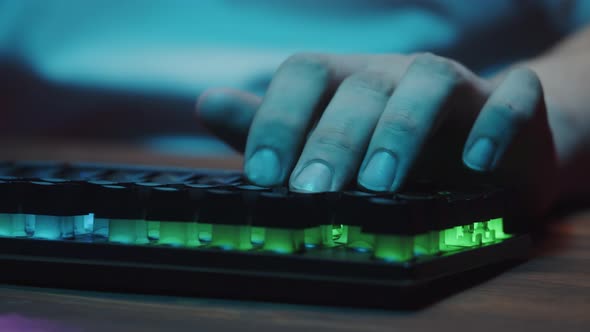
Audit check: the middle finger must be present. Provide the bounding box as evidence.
[358,53,466,192]
[289,70,397,192]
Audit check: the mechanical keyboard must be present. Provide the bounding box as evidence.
[0,161,531,308]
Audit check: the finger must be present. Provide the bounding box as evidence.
[289,70,396,192]
[463,67,543,172]
[242,54,341,186]
[358,53,467,192]
[196,88,261,152]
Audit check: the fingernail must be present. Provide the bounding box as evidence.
[359,150,397,191]
[464,138,496,171]
[291,162,333,193]
[245,148,281,185]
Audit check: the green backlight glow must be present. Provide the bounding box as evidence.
[443,225,480,248]
[135,220,149,244]
[263,228,303,254]
[198,223,212,242]
[331,224,344,242]
[251,226,266,245]
[488,218,508,239]
[147,221,160,240]
[210,224,253,250]
[159,221,200,247]
[414,231,439,256]
[304,226,322,247]
[440,218,508,251]
[346,226,375,251]
[108,219,148,244]
[374,234,413,262]
[2,215,510,263]
[321,225,336,247]
[108,219,135,244]
[304,225,335,248]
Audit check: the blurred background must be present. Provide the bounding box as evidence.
[0,0,585,165]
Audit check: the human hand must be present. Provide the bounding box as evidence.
[196,53,558,216]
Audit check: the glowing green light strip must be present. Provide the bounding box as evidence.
[210,224,252,251]
[2,215,510,263]
[304,225,335,248]
[198,223,212,242]
[263,228,303,254]
[158,221,200,247]
[374,234,413,262]
[251,226,265,245]
[147,221,160,240]
[108,219,148,244]
[346,226,375,251]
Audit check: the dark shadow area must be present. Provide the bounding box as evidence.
[1,59,211,142]
[0,257,526,312]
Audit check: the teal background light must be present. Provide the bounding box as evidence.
[3,1,585,156]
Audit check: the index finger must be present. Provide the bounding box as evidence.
[243,54,368,186]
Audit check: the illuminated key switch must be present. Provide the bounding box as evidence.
[18,181,88,240]
[34,177,87,238]
[436,189,508,251]
[333,190,380,252]
[252,191,326,254]
[236,184,271,246]
[301,191,339,249]
[198,188,252,251]
[89,183,148,245]
[184,183,217,243]
[396,192,440,256]
[0,214,27,237]
[0,181,27,237]
[145,185,199,247]
[360,195,435,263]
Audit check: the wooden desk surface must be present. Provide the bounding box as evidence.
[0,139,589,332]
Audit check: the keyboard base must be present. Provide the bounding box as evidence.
[0,234,530,309]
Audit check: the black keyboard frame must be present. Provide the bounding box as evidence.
[0,161,531,308]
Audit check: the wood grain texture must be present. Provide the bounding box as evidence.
[0,140,588,332]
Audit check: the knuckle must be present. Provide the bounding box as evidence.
[340,70,395,97]
[254,114,300,141]
[378,111,419,138]
[281,53,331,78]
[508,66,543,98]
[310,126,360,155]
[488,102,533,125]
[411,52,462,83]
[510,67,542,89]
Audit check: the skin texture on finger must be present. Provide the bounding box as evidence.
[196,53,415,188]
[243,54,334,186]
[358,54,467,192]
[479,67,558,218]
[289,70,396,192]
[463,67,543,172]
[241,53,406,187]
[196,88,262,152]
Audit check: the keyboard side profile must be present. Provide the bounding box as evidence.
[0,161,531,308]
